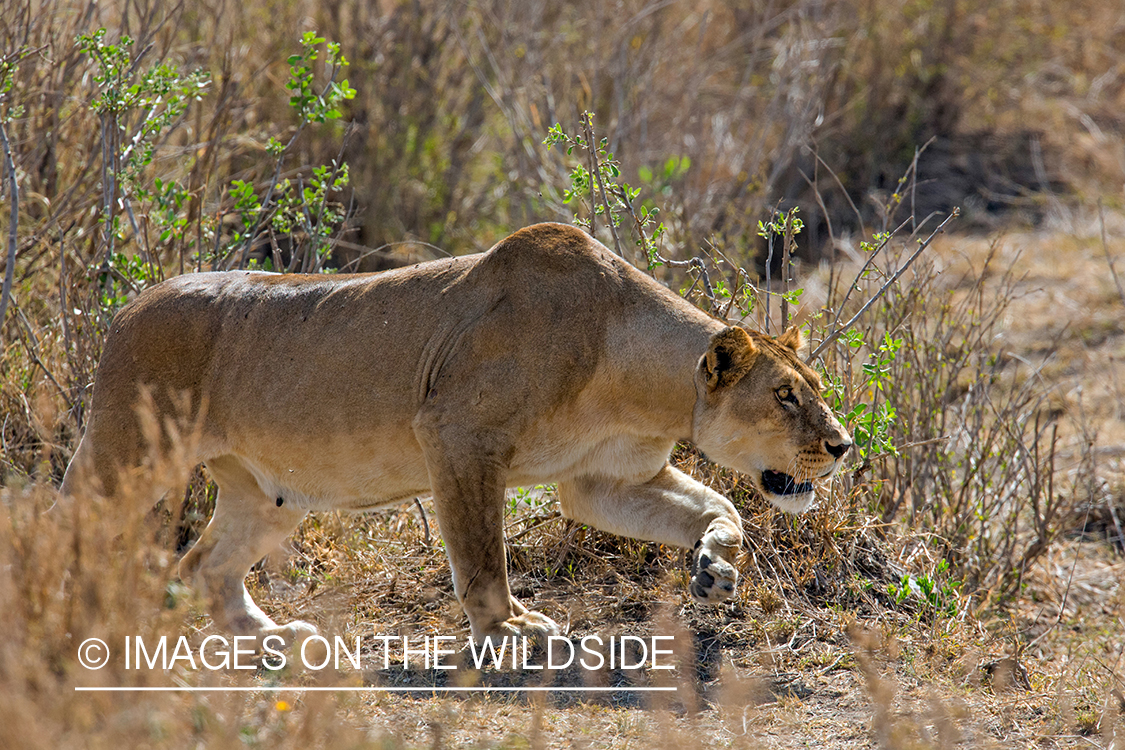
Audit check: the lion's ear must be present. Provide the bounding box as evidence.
[702,327,758,391]
[777,325,804,354]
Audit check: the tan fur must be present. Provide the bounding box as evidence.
[61,223,851,644]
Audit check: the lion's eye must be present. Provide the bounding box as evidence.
[776,386,797,405]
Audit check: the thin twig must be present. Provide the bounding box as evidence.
[337,239,451,273]
[809,210,959,360]
[12,300,70,406]
[895,436,951,451]
[237,119,308,269]
[820,217,911,350]
[507,510,563,543]
[615,183,716,304]
[1098,199,1125,307]
[812,169,843,324]
[780,210,795,329]
[209,207,224,272]
[884,136,934,233]
[98,114,117,279]
[1026,502,1089,651]
[584,115,597,237]
[58,230,73,369]
[298,176,315,273]
[583,114,623,256]
[0,120,17,339]
[413,498,431,547]
[764,230,773,334]
[909,140,937,232]
[309,124,355,272]
[812,148,865,238]
[721,267,742,320]
[119,190,151,267]
[802,145,836,250]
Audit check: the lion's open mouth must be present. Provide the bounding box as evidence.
[761,470,814,496]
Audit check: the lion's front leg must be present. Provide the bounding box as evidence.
[558,464,743,604]
[415,425,559,641]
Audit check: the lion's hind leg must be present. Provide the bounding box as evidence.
[60,404,152,502]
[178,455,316,650]
[59,433,111,500]
[558,464,743,605]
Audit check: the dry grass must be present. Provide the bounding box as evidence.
[2,0,1125,747]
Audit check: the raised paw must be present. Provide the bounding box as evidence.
[690,530,739,604]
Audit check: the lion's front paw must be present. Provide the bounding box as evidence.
[690,531,739,604]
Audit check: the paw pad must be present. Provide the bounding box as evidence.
[689,539,737,604]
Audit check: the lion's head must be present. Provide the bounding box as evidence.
[692,325,852,513]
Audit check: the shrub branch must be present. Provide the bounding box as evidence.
[810,209,959,360]
[614,183,717,306]
[1099,200,1125,307]
[0,120,17,338]
[582,114,623,256]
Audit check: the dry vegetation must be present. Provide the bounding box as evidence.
[2,0,1125,747]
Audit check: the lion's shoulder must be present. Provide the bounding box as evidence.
[473,222,692,316]
[479,222,614,274]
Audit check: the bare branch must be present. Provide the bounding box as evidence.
[764,229,773,333]
[818,217,911,354]
[0,120,18,339]
[809,209,960,361]
[812,147,866,238]
[12,300,69,405]
[336,239,451,274]
[1099,199,1125,307]
[584,115,597,237]
[781,211,795,329]
[413,498,431,547]
[615,183,716,307]
[0,51,44,325]
[721,267,742,320]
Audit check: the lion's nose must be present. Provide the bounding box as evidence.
[825,439,851,459]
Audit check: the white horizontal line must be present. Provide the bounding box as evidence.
[75,686,678,693]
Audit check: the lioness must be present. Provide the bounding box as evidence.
[61,223,851,645]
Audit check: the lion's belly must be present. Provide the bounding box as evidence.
[212,425,670,511]
[204,381,675,508]
[214,428,433,511]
